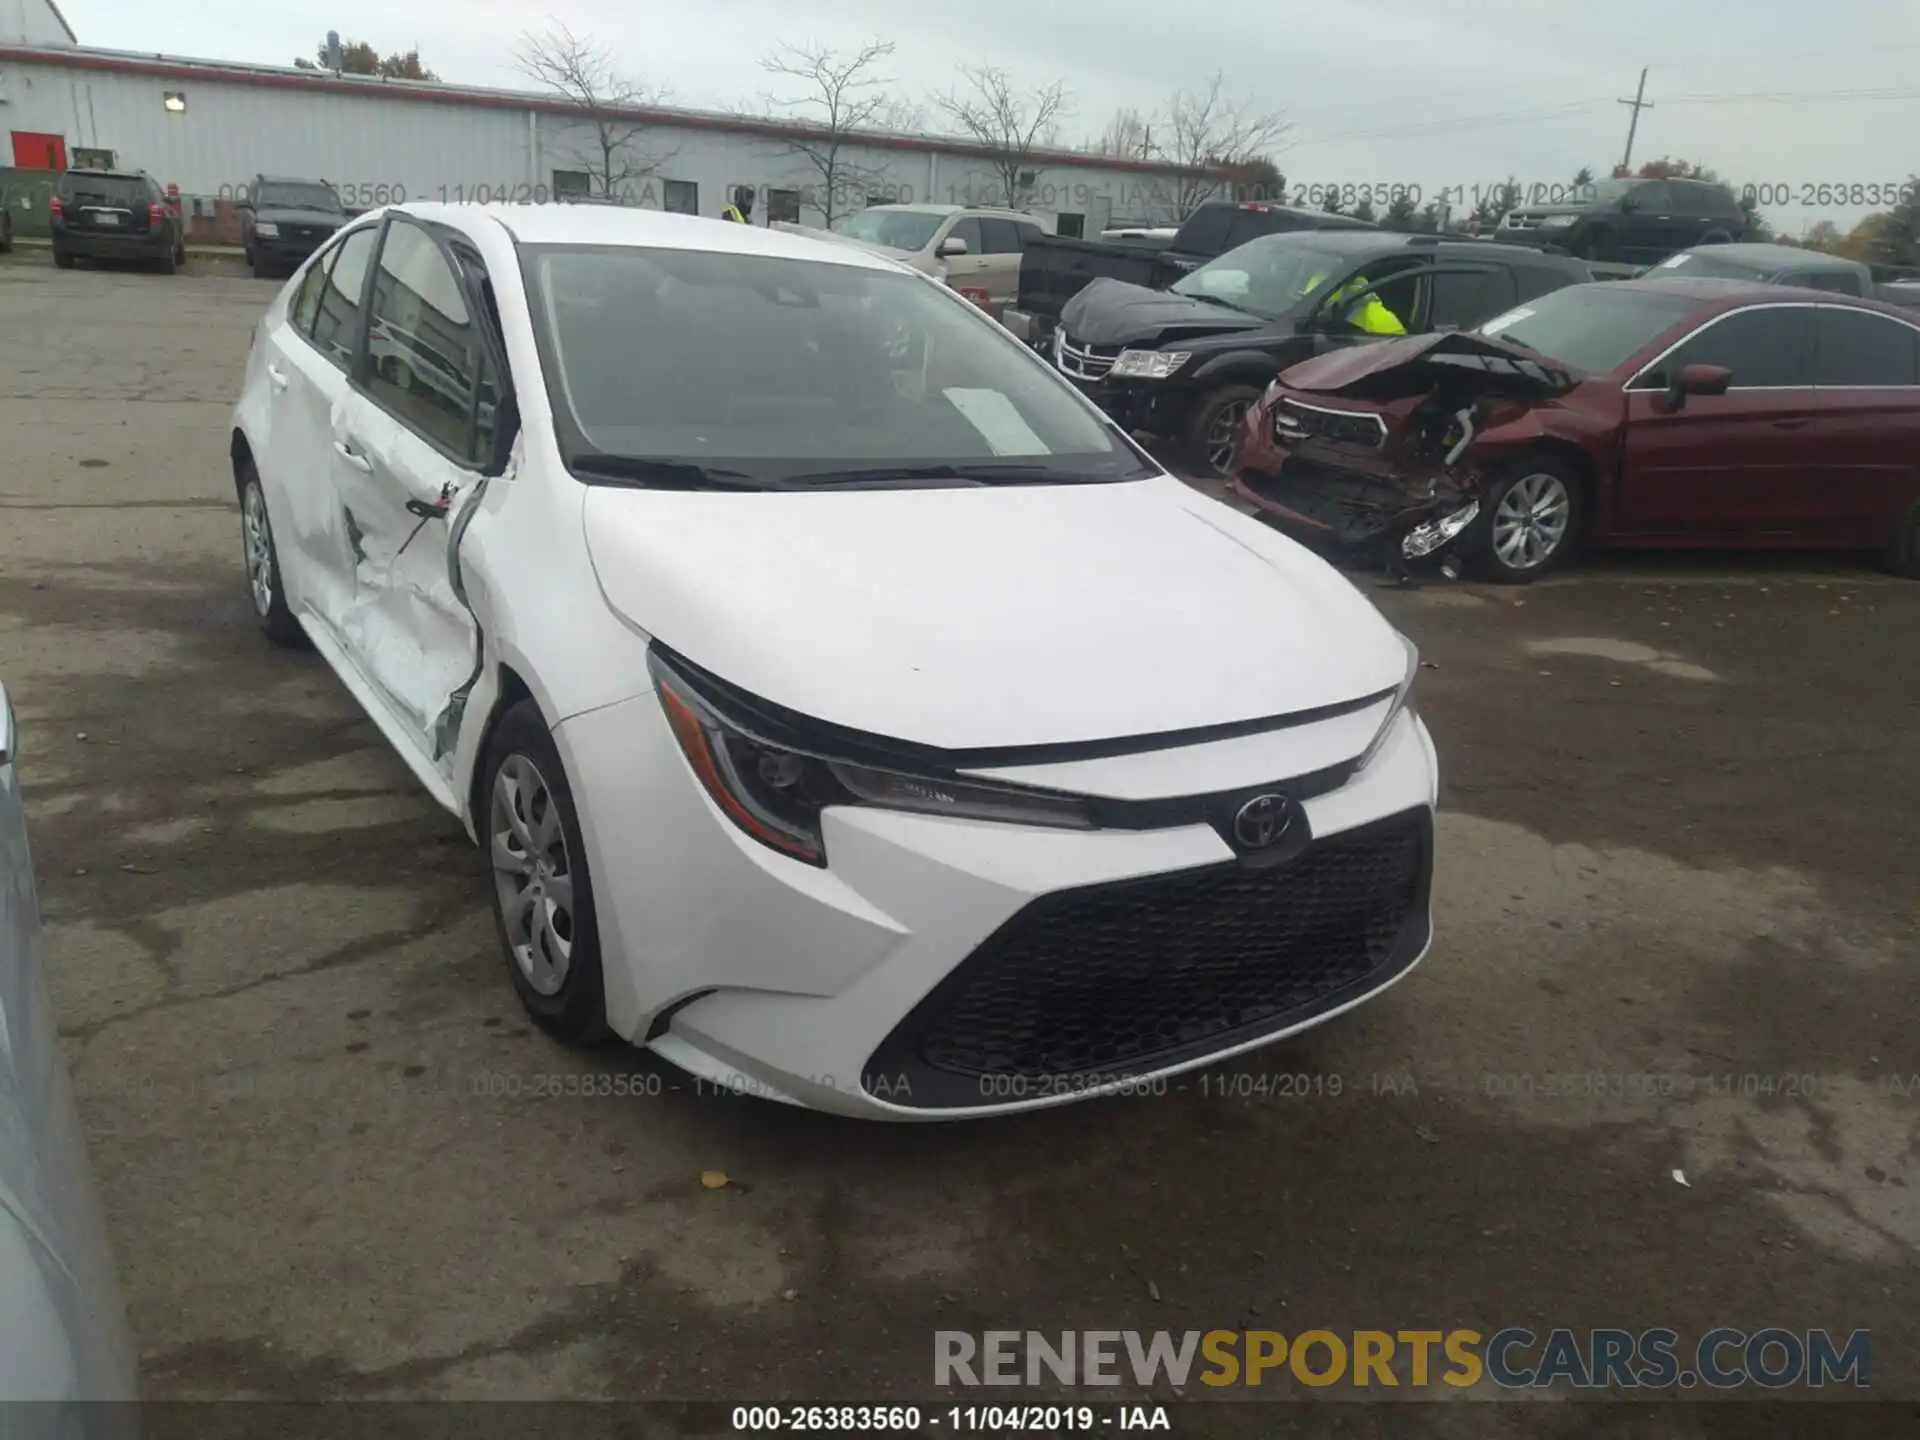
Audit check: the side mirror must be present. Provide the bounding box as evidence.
[936,236,970,258]
[1666,362,1731,408]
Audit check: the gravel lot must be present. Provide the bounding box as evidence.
[2,252,1916,1437]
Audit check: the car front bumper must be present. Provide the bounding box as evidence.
[555,689,1440,1121]
[253,230,338,264]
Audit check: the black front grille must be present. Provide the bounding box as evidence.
[1275,399,1387,449]
[866,808,1432,1108]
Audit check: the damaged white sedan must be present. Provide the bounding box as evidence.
[229,203,1439,1119]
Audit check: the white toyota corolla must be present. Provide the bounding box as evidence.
[229,202,1439,1119]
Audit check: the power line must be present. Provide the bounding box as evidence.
[1291,99,1614,147]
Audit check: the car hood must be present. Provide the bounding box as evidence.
[1277,329,1583,399]
[1504,205,1590,220]
[581,475,1404,750]
[1059,278,1275,347]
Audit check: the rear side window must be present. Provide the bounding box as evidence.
[309,226,377,371]
[1173,206,1233,253]
[365,218,489,461]
[1429,267,1519,330]
[1796,270,1862,295]
[977,217,1027,254]
[1649,306,1815,388]
[1813,307,1920,386]
[290,246,334,335]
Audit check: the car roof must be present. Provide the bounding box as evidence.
[61,169,146,180]
[1252,230,1577,264]
[1673,242,1860,270]
[1602,275,1920,318]
[399,202,908,273]
[255,175,333,185]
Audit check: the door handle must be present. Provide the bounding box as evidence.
[332,439,374,472]
[266,364,289,391]
[1772,418,1811,430]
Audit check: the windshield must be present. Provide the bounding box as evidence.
[1477,285,1701,374]
[828,209,944,252]
[524,245,1151,488]
[254,181,343,213]
[1172,239,1352,321]
[1641,251,1766,282]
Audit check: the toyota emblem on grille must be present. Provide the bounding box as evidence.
[1232,793,1293,849]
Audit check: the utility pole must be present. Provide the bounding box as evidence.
[1618,68,1653,174]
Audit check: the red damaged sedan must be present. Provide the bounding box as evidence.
[1232,278,1920,581]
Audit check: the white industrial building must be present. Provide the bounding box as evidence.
[1,0,1199,239]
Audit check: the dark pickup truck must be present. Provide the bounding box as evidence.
[1002,200,1378,346]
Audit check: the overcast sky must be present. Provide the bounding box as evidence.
[55,0,1920,233]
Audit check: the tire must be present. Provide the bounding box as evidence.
[53,247,75,270]
[175,244,187,267]
[238,465,305,646]
[1184,383,1264,479]
[158,252,177,276]
[1886,495,1920,579]
[1466,454,1584,583]
[481,700,610,1045]
[251,252,271,280]
[1574,226,1616,262]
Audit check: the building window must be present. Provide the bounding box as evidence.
[1056,212,1085,239]
[766,188,801,224]
[73,147,115,170]
[162,92,187,114]
[663,179,698,215]
[552,170,591,201]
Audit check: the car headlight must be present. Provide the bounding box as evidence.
[649,651,1094,866]
[1356,633,1420,773]
[1109,349,1192,380]
[1540,214,1576,228]
[254,221,280,237]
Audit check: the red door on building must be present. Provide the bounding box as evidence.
[10,132,69,170]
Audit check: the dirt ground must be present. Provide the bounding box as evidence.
[1,252,1916,1438]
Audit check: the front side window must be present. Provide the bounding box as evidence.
[978,217,1026,254]
[521,244,1152,488]
[1798,271,1862,295]
[1641,306,1815,389]
[1813,307,1919,386]
[365,218,487,459]
[946,217,984,255]
[309,225,378,370]
[1428,268,1518,331]
[1629,182,1673,212]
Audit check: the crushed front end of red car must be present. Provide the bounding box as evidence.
[1234,331,1582,576]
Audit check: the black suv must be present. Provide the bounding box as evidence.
[50,169,186,274]
[238,175,347,278]
[1052,230,1595,476]
[1494,177,1746,264]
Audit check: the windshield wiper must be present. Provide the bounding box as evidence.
[779,463,1124,488]
[569,454,790,491]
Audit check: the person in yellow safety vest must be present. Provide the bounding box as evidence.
[1326,273,1407,335]
[721,186,754,224]
[1303,270,1407,335]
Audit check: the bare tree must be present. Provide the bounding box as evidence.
[1157,72,1291,217]
[757,39,899,226]
[514,22,677,200]
[872,95,929,133]
[1093,107,1154,160]
[934,63,1071,208]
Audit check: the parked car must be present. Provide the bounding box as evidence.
[1234,278,1920,581]
[1644,241,1874,295]
[783,204,1047,318]
[0,681,142,1416]
[1004,200,1379,347]
[1050,230,1595,476]
[231,202,1440,1120]
[49,168,185,274]
[238,175,347,279]
[1494,177,1747,263]
[1876,279,1920,313]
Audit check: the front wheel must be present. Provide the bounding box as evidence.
[1185,384,1264,480]
[53,247,74,270]
[1468,456,1583,582]
[482,701,610,1045]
